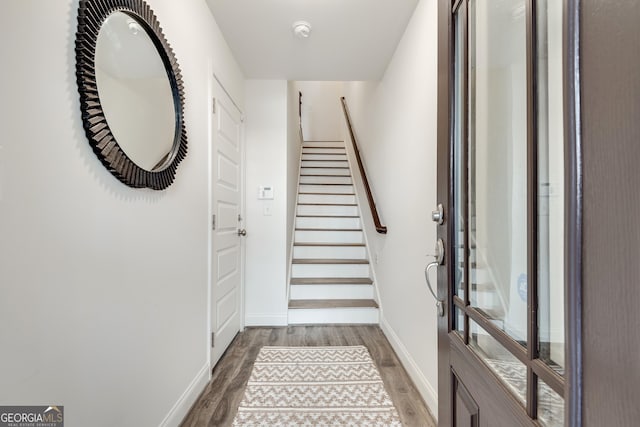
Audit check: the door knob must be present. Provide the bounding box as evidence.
[237,229,247,236]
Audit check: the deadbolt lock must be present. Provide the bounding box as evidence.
[431,203,444,225]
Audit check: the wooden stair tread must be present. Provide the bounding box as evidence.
[298,192,356,195]
[302,152,346,155]
[300,166,350,169]
[290,277,373,285]
[468,282,493,291]
[302,154,347,157]
[297,215,359,218]
[478,306,506,319]
[295,228,362,232]
[292,258,369,264]
[297,203,358,206]
[288,299,378,309]
[294,242,366,247]
[299,183,353,186]
[300,174,352,177]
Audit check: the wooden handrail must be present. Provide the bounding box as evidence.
[340,97,387,234]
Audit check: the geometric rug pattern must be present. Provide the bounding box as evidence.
[232,346,402,426]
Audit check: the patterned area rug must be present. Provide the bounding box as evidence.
[232,346,402,426]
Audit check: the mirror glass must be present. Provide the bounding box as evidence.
[95,12,177,172]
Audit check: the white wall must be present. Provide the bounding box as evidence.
[0,1,244,426]
[296,81,344,141]
[341,0,439,416]
[243,80,289,326]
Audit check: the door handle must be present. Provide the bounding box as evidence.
[424,238,445,317]
[237,229,247,236]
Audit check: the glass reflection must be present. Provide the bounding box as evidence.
[537,0,565,375]
[454,305,464,337]
[468,0,528,344]
[538,378,565,426]
[95,12,177,171]
[469,320,526,404]
[453,7,465,301]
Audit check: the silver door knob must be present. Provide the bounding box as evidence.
[237,229,247,236]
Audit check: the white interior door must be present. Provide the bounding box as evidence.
[210,83,244,368]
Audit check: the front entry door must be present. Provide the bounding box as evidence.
[210,83,244,367]
[435,0,578,425]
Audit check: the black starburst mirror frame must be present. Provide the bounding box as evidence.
[75,0,187,190]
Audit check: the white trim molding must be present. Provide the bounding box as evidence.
[245,313,288,327]
[159,363,209,427]
[380,315,438,422]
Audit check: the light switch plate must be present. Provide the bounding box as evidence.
[258,185,274,199]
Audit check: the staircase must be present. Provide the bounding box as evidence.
[288,140,379,324]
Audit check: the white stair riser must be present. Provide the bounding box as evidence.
[471,267,492,284]
[299,184,354,194]
[297,205,358,216]
[295,230,364,244]
[296,217,361,229]
[299,176,352,185]
[288,308,379,324]
[290,284,374,300]
[302,148,346,155]
[298,194,356,204]
[303,141,345,148]
[294,245,367,259]
[301,154,347,161]
[301,160,349,168]
[291,263,370,278]
[301,168,350,176]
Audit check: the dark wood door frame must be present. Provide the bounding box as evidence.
[562,0,582,424]
[436,1,452,424]
[436,0,583,425]
[580,0,640,425]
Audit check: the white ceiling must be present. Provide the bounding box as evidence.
[206,0,420,81]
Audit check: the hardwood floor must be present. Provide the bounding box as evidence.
[180,326,436,427]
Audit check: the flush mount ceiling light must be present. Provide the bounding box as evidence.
[127,18,141,35]
[292,21,312,39]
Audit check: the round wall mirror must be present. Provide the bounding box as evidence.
[76,0,187,190]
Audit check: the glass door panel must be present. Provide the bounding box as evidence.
[446,0,567,421]
[537,378,565,426]
[536,0,565,375]
[469,319,526,405]
[453,4,466,301]
[468,0,528,344]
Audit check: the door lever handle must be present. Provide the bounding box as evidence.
[424,238,445,317]
[425,262,445,317]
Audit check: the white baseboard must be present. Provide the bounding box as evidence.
[380,315,438,422]
[245,312,288,326]
[159,363,209,427]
